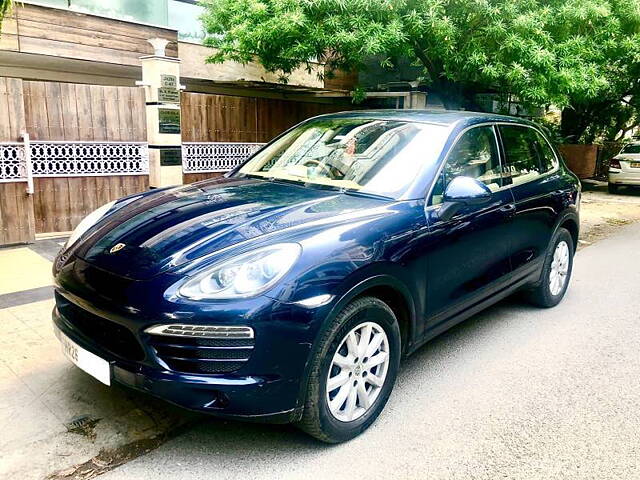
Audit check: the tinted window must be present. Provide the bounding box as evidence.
[535,131,558,173]
[499,126,543,185]
[621,144,640,154]
[431,126,502,205]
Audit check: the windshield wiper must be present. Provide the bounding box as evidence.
[240,174,304,186]
[241,173,269,180]
[342,189,393,201]
[241,174,391,199]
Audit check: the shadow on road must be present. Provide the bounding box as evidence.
[148,294,538,453]
[582,181,640,197]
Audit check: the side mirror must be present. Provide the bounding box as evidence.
[439,176,492,221]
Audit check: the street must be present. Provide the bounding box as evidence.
[1,190,639,480]
[99,221,640,479]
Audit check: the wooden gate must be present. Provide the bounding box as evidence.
[0,78,149,245]
[180,93,346,183]
[23,80,149,234]
[0,77,35,245]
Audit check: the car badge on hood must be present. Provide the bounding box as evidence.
[109,243,126,254]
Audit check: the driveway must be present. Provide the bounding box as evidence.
[101,221,640,480]
[0,238,191,480]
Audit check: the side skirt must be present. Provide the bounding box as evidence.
[406,268,540,357]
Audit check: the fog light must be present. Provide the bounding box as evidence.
[204,391,230,409]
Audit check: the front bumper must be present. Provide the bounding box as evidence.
[52,290,324,422]
[609,169,640,185]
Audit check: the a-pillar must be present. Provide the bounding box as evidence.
[139,38,183,188]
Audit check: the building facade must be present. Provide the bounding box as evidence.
[0,0,357,245]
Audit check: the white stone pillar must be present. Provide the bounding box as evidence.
[139,39,183,188]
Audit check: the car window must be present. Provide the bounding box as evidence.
[535,131,559,173]
[430,126,503,205]
[499,125,545,185]
[621,144,640,154]
[236,118,450,199]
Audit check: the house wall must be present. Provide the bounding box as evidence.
[179,42,323,89]
[0,3,178,66]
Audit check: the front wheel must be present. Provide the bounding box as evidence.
[297,297,401,443]
[526,227,574,308]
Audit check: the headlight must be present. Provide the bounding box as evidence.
[66,200,116,249]
[178,243,302,300]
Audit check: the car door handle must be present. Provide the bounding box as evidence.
[499,204,516,213]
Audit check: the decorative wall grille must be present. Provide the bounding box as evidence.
[30,141,149,177]
[182,142,264,173]
[0,143,27,182]
[0,141,149,182]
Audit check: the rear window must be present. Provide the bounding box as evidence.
[499,126,557,185]
[621,144,640,154]
[499,126,543,185]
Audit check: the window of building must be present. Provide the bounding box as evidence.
[70,0,169,26]
[169,0,206,42]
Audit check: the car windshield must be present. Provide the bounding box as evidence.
[621,144,640,154]
[235,118,450,199]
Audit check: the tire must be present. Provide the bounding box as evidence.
[297,296,401,443]
[526,227,574,308]
[608,183,619,194]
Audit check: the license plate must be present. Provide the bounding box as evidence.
[56,328,111,386]
[631,162,640,168]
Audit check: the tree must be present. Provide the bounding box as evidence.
[0,0,13,30]
[200,0,640,118]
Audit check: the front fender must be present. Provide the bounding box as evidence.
[292,265,419,418]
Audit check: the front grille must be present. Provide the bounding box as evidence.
[148,334,255,375]
[56,294,145,361]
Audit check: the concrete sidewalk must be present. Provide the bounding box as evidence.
[0,239,193,480]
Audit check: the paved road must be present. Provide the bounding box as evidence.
[103,223,640,480]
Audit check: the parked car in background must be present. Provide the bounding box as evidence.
[52,111,580,443]
[608,142,640,193]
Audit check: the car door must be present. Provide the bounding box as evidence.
[497,124,564,280]
[423,124,516,327]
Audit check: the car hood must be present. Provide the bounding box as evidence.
[74,177,387,280]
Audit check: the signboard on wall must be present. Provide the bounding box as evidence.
[160,148,182,166]
[158,87,180,103]
[160,74,177,89]
[158,108,180,134]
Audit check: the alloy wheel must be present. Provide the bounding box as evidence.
[326,321,390,422]
[549,240,570,296]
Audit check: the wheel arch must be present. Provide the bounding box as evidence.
[555,210,579,251]
[293,273,418,420]
[326,275,417,356]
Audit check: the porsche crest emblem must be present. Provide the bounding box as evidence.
[109,243,126,254]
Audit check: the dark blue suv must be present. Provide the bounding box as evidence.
[53,111,580,442]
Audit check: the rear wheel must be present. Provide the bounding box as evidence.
[608,182,619,194]
[297,296,401,443]
[526,227,574,308]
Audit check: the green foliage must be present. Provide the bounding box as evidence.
[201,0,640,140]
[350,86,367,104]
[0,0,13,29]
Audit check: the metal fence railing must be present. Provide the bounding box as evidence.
[182,142,264,173]
[0,140,149,185]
